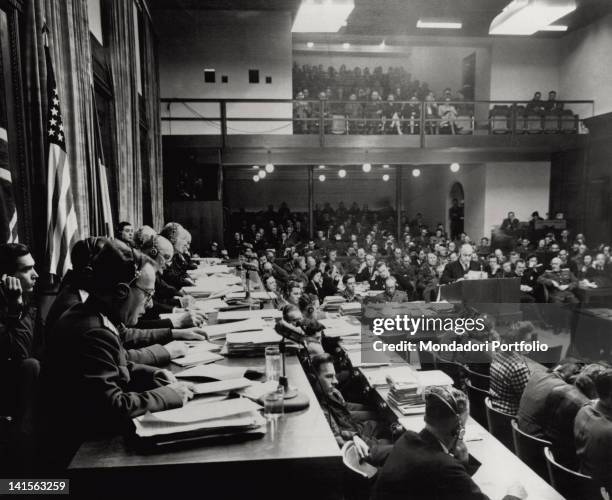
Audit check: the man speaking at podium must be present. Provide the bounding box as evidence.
[441,244,481,284]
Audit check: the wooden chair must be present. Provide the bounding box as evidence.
[465,380,488,427]
[512,419,551,480]
[544,447,602,500]
[463,365,491,391]
[417,349,437,371]
[485,397,515,451]
[432,353,464,387]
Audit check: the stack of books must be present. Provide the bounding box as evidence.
[322,296,346,311]
[387,381,424,414]
[224,329,287,357]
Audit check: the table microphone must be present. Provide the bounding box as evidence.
[274,320,308,399]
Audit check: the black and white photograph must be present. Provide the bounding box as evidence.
[1,0,612,498]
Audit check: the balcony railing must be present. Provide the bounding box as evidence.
[160,98,595,145]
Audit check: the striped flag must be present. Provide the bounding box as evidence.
[0,124,19,243]
[92,87,114,238]
[45,44,79,278]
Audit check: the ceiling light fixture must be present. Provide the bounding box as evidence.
[252,165,259,169]
[539,24,568,31]
[338,169,347,178]
[265,163,275,173]
[417,18,462,29]
[382,174,390,182]
[253,175,260,182]
[412,168,421,177]
[450,163,460,173]
[292,0,355,33]
[362,163,371,173]
[258,170,267,179]
[319,174,326,182]
[318,165,326,169]
[382,164,390,169]
[489,0,576,36]
[342,42,351,49]
[307,41,314,48]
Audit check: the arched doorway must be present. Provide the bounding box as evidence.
[448,182,465,240]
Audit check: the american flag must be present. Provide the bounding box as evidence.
[0,123,18,243]
[45,44,79,277]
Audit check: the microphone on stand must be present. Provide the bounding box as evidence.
[274,320,309,399]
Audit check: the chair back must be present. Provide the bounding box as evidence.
[527,344,563,368]
[433,354,464,387]
[465,381,488,427]
[544,447,601,500]
[463,365,491,390]
[417,349,437,371]
[485,397,515,450]
[331,114,347,134]
[512,419,551,480]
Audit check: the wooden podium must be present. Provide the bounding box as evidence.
[439,278,522,322]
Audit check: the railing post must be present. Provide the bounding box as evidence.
[220,101,227,148]
[420,101,425,148]
[319,99,325,147]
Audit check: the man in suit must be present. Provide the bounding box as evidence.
[372,386,526,500]
[574,368,612,493]
[370,277,408,303]
[537,257,579,304]
[440,244,481,284]
[356,253,376,284]
[516,358,581,438]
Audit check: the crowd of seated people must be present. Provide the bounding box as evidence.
[292,63,471,135]
[3,206,612,496]
[490,90,580,134]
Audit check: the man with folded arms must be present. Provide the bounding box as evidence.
[40,240,194,468]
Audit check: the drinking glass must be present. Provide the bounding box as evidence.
[265,346,282,382]
[263,386,284,420]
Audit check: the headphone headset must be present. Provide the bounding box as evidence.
[149,235,159,258]
[115,247,143,300]
[428,388,466,443]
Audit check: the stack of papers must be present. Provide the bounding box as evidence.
[171,349,224,368]
[133,398,265,444]
[363,365,419,387]
[340,302,362,315]
[194,298,228,313]
[225,291,277,301]
[193,377,253,395]
[217,308,282,323]
[183,276,243,297]
[319,317,361,338]
[201,318,266,340]
[176,364,248,380]
[387,382,424,412]
[224,329,286,357]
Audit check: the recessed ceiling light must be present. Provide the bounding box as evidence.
[417,18,462,29]
[292,0,355,33]
[450,163,460,173]
[412,168,421,177]
[306,41,314,48]
[252,165,259,169]
[318,174,326,182]
[540,24,568,31]
[489,0,576,36]
[342,42,350,49]
[338,169,347,178]
[382,174,390,182]
[362,163,371,172]
[318,165,326,169]
[265,163,275,173]
[382,164,390,169]
[258,170,266,179]
[253,175,260,182]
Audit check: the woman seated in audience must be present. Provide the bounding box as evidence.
[489,322,534,415]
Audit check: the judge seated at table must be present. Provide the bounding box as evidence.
[371,386,527,500]
[40,240,195,468]
[440,244,481,284]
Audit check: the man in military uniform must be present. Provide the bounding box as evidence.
[417,253,440,302]
[393,253,416,297]
[537,257,579,304]
[41,240,194,468]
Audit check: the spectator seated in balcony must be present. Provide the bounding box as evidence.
[438,91,460,135]
[364,90,384,134]
[526,91,545,114]
[382,94,403,135]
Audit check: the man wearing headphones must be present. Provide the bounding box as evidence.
[372,386,526,500]
[40,240,194,468]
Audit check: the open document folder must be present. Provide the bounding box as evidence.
[200,318,266,340]
[133,398,265,442]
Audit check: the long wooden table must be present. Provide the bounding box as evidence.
[68,356,342,499]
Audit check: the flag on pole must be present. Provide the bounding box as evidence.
[45,42,79,277]
[92,87,114,238]
[0,124,19,243]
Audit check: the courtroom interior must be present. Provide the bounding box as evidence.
[1,0,612,498]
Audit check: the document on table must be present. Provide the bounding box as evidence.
[217,308,282,322]
[201,318,266,339]
[319,317,361,338]
[171,350,224,367]
[176,363,248,380]
[193,377,253,395]
[194,298,228,313]
[140,397,262,424]
[225,290,277,301]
